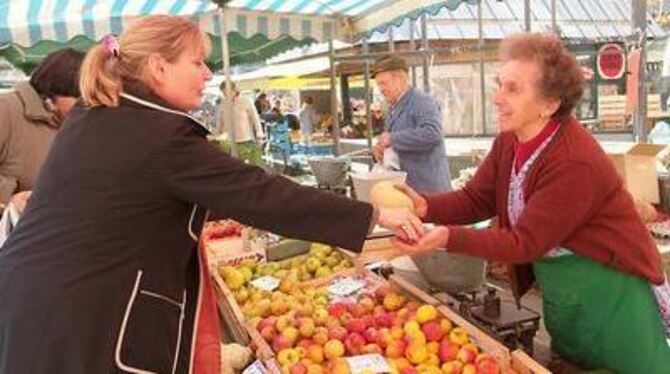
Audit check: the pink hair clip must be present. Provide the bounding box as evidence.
[102,34,120,58]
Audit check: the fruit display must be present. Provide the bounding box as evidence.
[227,270,503,374]
[218,243,354,310]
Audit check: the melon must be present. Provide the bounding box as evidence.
[369,181,413,209]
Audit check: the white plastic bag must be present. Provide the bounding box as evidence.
[0,203,20,248]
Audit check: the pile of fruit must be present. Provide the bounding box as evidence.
[242,280,500,374]
[219,243,354,312]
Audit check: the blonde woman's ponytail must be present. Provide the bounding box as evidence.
[79,43,122,107]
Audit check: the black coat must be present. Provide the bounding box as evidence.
[0,89,372,374]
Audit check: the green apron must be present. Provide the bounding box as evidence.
[534,253,670,374]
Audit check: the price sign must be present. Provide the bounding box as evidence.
[345,354,391,374]
[242,359,267,374]
[250,276,280,291]
[328,277,365,297]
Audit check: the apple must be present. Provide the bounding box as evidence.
[441,361,464,374]
[362,327,380,344]
[283,327,300,345]
[297,338,314,350]
[275,315,293,332]
[289,363,308,374]
[312,327,329,345]
[346,318,367,334]
[328,325,348,341]
[277,348,301,366]
[438,339,460,362]
[416,364,441,374]
[426,341,439,355]
[260,325,277,343]
[393,358,412,371]
[403,321,421,335]
[385,339,407,359]
[462,363,477,374]
[449,327,469,346]
[324,339,345,360]
[271,298,289,316]
[383,292,407,311]
[374,311,395,328]
[306,364,324,374]
[305,344,324,364]
[257,316,277,332]
[390,326,405,340]
[477,357,500,374]
[404,330,426,346]
[359,296,376,314]
[456,346,477,364]
[462,343,479,356]
[400,367,417,374]
[421,320,443,342]
[376,327,392,348]
[361,343,383,354]
[415,304,438,324]
[348,303,368,318]
[329,358,351,374]
[344,332,366,355]
[328,302,348,317]
[298,318,316,337]
[313,307,329,326]
[272,334,293,352]
[405,343,428,365]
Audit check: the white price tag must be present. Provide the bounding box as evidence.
[242,359,267,374]
[345,354,390,374]
[250,276,280,291]
[328,277,365,297]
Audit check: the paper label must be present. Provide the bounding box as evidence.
[250,276,280,291]
[328,277,365,296]
[242,359,267,374]
[345,354,391,374]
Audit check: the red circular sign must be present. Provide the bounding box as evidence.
[597,44,625,80]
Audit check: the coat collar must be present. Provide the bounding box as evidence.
[120,81,210,135]
[14,82,61,129]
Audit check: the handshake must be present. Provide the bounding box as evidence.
[373,183,449,255]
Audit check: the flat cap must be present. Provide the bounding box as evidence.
[371,55,409,77]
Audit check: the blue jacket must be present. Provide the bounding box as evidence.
[387,87,451,192]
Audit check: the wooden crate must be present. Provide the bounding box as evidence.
[511,350,552,374]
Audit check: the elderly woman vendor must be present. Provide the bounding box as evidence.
[394,33,670,373]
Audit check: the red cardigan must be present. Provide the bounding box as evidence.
[425,117,664,297]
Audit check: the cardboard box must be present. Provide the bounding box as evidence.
[608,144,666,203]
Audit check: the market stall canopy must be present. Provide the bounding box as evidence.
[0,0,479,73]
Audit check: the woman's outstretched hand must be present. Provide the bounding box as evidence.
[377,207,424,243]
[391,225,449,255]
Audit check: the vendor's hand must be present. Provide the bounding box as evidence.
[393,183,428,219]
[9,190,31,214]
[377,207,424,243]
[373,132,391,162]
[392,225,449,255]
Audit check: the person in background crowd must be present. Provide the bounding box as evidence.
[0,15,421,374]
[0,48,84,206]
[254,92,270,115]
[393,32,670,374]
[299,96,318,140]
[216,81,264,145]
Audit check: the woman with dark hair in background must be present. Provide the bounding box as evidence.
[0,48,84,207]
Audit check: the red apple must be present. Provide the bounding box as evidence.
[260,325,277,343]
[271,334,293,352]
[297,338,314,350]
[257,316,277,332]
[421,320,444,342]
[456,347,476,364]
[328,325,347,341]
[328,302,348,317]
[438,339,460,362]
[361,343,383,354]
[289,362,308,374]
[385,339,407,359]
[346,318,367,334]
[400,367,417,374]
[374,311,395,328]
[344,332,366,355]
[362,327,380,344]
[441,361,464,374]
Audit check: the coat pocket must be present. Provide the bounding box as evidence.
[115,270,186,374]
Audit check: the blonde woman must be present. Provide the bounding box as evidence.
[0,16,421,373]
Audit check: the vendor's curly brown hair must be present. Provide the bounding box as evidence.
[500,33,584,120]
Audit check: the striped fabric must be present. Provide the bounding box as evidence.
[0,0,474,48]
[0,0,390,47]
